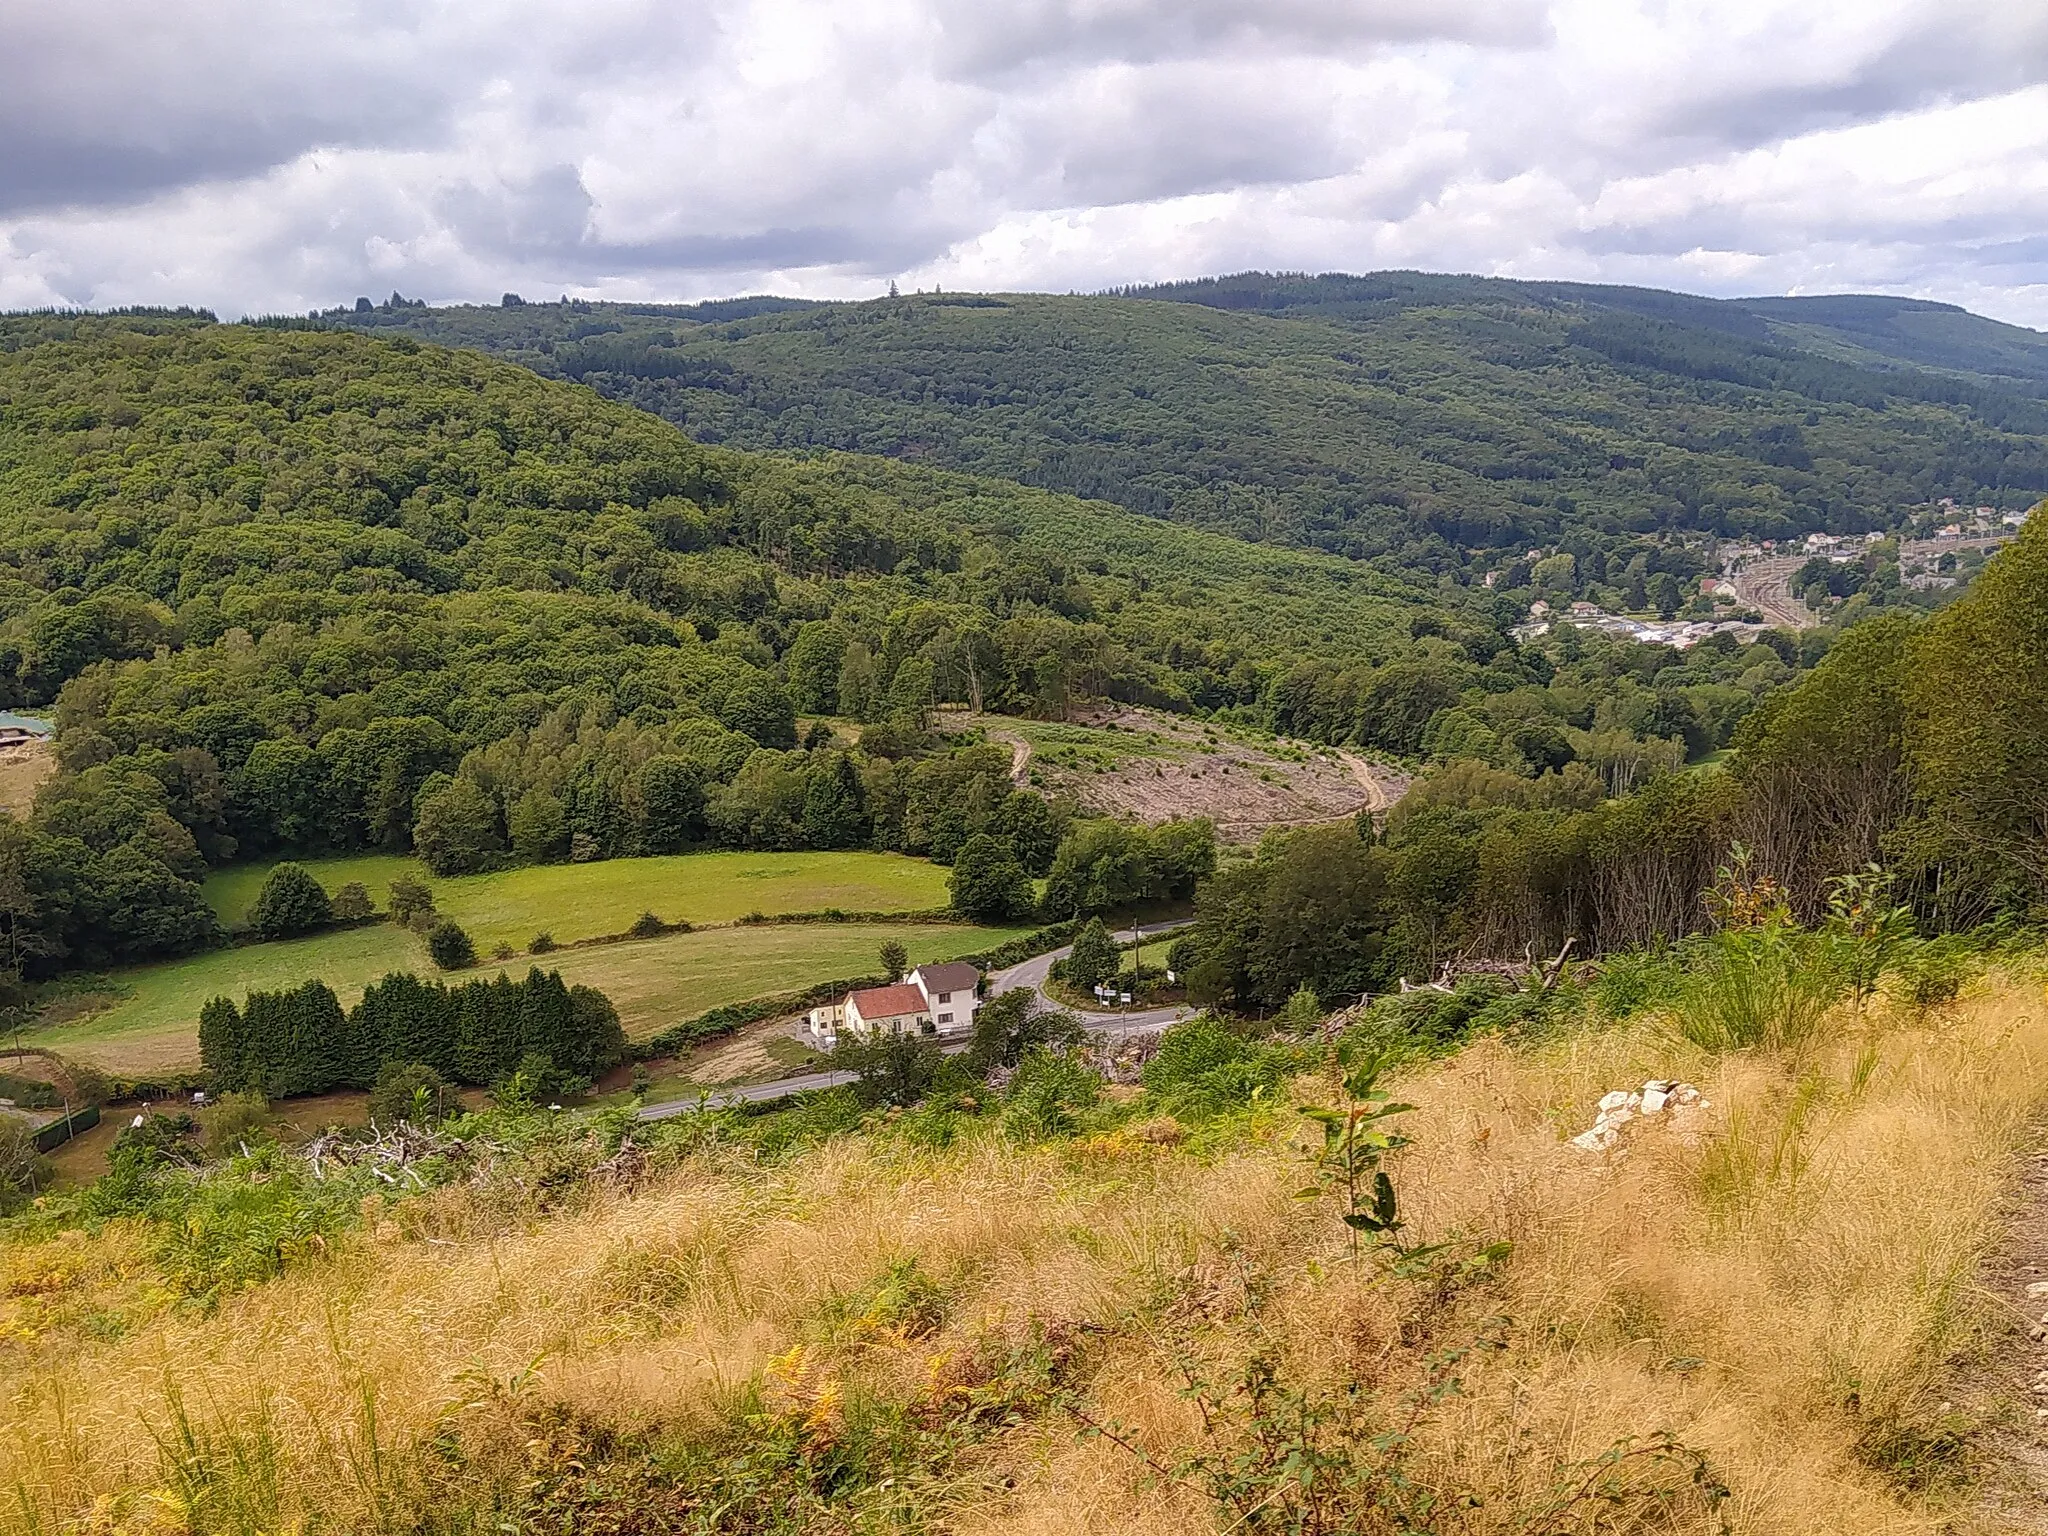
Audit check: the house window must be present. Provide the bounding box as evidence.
[937,991,951,1002]
[937,1012,953,1024]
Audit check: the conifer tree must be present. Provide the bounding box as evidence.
[283,981,347,1095]
[198,996,247,1090]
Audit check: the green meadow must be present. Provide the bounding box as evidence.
[29,920,1027,1075]
[204,849,955,951]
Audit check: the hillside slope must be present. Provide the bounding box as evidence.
[1,955,2040,1534]
[315,275,2048,578]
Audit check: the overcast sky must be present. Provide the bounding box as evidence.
[4,0,2048,325]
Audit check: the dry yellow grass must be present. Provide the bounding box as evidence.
[0,970,2043,1532]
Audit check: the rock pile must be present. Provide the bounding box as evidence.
[1569,1080,1709,1152]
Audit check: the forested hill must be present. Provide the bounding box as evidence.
[308,274,2048,578]
[0,312,1477,974]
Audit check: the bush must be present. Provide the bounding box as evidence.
[1141,1015,1298,1118]
[835,1028,943,1108]
[491,1051,565,1110]
[0,1124,52,1203]
[628,911,665,939]
[493,940,515,960]
[529,930,556,954]
[1671,923,1842,1053]
[1002,1049,1101,1140]
[1890,935,1972,1014]
[1065,918,1119,995]
[388,876,436,929]
[246,863,332,939]
[112,1111,198,1171]
[369,1061,460,1125]
[426,918,477,970]
[330,881,375,922]
[200,1090,272,1159]
[964,988,1084,1076]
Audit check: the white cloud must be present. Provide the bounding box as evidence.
[2,0,2047,325]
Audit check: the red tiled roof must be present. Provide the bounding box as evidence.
[847,984,929,1019]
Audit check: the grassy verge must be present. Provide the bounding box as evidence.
[203,849,955,948]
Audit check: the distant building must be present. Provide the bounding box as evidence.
[0,713,51,748]
[806,962,983,1048]
[907,962,981,1034]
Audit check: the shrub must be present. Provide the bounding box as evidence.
[1592,947,1689,1019]
[0,1125,51,1204]
[628,911,665,939]
[1281,985,1323,1034]
[493,940,515,960]
[529,930,557,954]
[200,1090,272,1160]
[387,876,436,929]
[1065,918,1119,995]
[1668,918,1846,1054]
[835,1029,943,1108]
[1890,934,1972,1015]
[330,881,375,922]
[491,1051,564,1110]
[1002,1049,1101,1140]
[1141,1014,1297,1118]
[112,1112,198,1171]
[426,918,477,970]
[246,863,332,939]
[369,1061,459,1125]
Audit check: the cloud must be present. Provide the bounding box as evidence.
[2,0,2047,326]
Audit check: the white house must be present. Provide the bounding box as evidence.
[805,962,983,1048]
[908,962,980,1035]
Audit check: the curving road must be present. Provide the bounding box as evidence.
[635,922,1194,1118]
[987,920,1195,1036]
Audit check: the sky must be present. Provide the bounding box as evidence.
[4,0,2048,326]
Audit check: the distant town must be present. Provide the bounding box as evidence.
[1513,500,2029,648]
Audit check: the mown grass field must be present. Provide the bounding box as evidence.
[25,921,1026,1074]
[204,849,954,949]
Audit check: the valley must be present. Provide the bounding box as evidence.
[0,280,2044,1534]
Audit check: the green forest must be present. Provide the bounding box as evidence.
[1,294,2043,1017]
[305,275,2048,601]
[0,313,1458,979]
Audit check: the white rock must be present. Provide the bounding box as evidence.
[1640,1087,1669,1115]
[2025,1282,2048,1300]
[1597,1090,1633,1113]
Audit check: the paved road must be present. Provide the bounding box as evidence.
[987,920,1195,1036]
[634,921,1195,1119]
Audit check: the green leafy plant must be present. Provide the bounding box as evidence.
[1298,1045,1416,1262]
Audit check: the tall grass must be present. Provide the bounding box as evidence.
[0,969,2039,1532]
[1668,921,1845,1053]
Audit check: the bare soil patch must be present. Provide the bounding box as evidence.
[0,741,54,817]
[940,704,1405,842]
